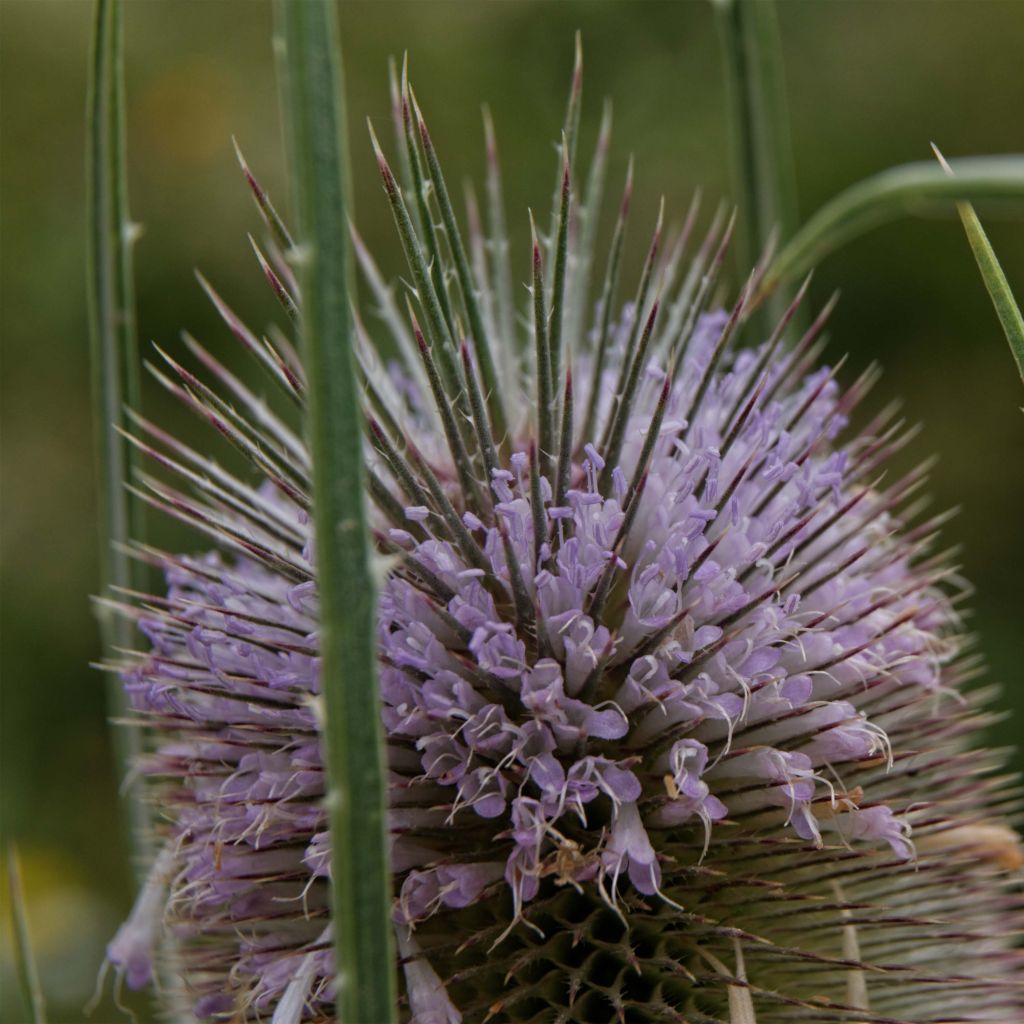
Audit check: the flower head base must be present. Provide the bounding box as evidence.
[107,49,1023,1024]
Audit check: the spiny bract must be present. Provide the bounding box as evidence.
[107,45,1023,1024]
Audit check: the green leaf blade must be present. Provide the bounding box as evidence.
[275,2,397,1021]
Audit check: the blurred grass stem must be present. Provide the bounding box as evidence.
[86,0,148,873]
[6,847,47,1024]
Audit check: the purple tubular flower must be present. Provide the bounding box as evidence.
[106,49,1023,1024]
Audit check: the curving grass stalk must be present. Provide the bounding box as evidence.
[273,2,397,1021]
[761,155,1024,295]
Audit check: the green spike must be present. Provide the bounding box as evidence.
[547,31,583,284]
[414,97,510,442]
[548,142,572,419]
[368,120,464,402]
[600,300,661,485]
[599,198,664,456]
[565,99,613,353]
[581,158,633,446]
[482,106,517,364]
[401,71,459,342]
[530,212,556,476]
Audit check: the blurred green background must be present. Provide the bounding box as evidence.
[1,1,1022,1020]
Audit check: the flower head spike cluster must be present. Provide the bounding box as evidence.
[108,47,1023,1024]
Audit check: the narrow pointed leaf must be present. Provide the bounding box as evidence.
[933,145,1024,386]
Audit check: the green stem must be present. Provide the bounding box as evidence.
[86,0,148,870]
[274,3,396,1021]
[714,0,798,275]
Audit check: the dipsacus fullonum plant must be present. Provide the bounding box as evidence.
[106,49,1023,1024]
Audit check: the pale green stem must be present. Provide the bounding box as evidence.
[86,0,148,875]
[274,2,396,1021]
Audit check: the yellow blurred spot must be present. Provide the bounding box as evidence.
[134,58,233,168]
[917,821,1024,871]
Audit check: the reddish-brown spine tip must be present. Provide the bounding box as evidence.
[645,300,660,334]
[408,310,427,351]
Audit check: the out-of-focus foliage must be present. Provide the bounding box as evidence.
[1,2,1021,1021]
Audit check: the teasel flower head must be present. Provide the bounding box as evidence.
[105,48,1023,1024]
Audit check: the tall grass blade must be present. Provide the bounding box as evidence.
[86,0,148,867]
[762,155,1024,294]
[274,3,397,1020]
[713,0,798,274]
[933,145,1024,387]
[6,848,47,1024]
